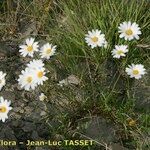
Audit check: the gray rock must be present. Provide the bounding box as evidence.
[13,107,21,112]
[58,74,80,86]
[31,131,40,140]
[78,116,118,143]
[110,143,129,150]
[40,111,47,116]
[19,20,38,40]
[22,122,36,132]
[10,112,22,119]
[0,42,17,56]
[0,126,16,140]
[11,120,22,127]
[0,91,16,102]
[24,106,34,116]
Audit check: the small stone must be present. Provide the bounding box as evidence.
[58,74,80,86]
[0,91,15,101]
[24,106,33,114]
[11,120,20,127]
[10,112,21,119]
[22,122,36,132]
[19,109,24,114]
[13,107,21,112]
[31,131,40,140]
[40,111,47,116]
[0,126,16,140]
[20,103,25,107]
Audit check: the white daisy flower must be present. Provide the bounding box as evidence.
[125,64,146,79]
[85,29,106,48]
[0,71,6,91]
[0,96,12,122]
[33,67,48,85]
[40,43,56,59]
[19,37,39,57]
[112,45,128,58]
[27,59,44,70]
[18,68,37,91]
[118,21,141,41]
[39,93,47,101]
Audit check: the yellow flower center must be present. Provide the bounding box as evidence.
[117,50,123,55]
[0,79,2,83]
[0,106,7,113]
[37,71,43,78]
[128,119,136,127]
[45,6,49,12]
[27,76,33,83]
[133,69,139,75]
[125,29,133,36]
[27,45,33,52]
[46,48,51,54]
[91,36,98,42]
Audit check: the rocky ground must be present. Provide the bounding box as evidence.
[0,42,49,150]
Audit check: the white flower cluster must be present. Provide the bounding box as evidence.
[0,70,11,122]
[0,38,57,122]
[0,21,148,122]
[17,38,57,91]
[19,37,56,59]
[85,21,146,79]
[18,59,48,91]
